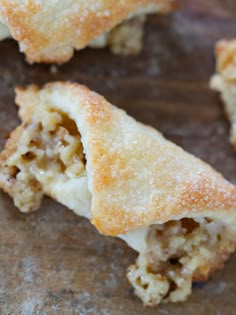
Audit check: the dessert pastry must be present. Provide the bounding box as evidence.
[0,82,236,306]
[0,0,177,63]
[210,39,236,148]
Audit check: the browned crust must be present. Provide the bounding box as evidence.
[0,0,177,63]
[1,82,236,236]
[93,176,236,236]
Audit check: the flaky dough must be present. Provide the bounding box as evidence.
[0,82,235,235]
[0,0,177,63]
[0,82,236,305]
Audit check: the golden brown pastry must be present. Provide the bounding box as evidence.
[210,39,236,148]
[0,82,236,306]
[0,0,177,63]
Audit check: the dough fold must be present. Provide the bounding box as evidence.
[1,82,236,305]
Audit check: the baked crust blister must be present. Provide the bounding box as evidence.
[0,0,177,63]
[210,39,236,149]
[0,82,236,306]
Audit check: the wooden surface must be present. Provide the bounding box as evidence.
[0,1,236,314]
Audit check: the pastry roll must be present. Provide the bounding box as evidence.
[0,82,236,306]
[210,39,236,148]
[0,0,177,63]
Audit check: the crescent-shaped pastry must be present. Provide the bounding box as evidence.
[0,82,236,306]
[0,0,177,63]
[210,39,236,149]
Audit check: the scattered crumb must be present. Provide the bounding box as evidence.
[50,65,58,74]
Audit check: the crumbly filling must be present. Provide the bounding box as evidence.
[127,218,235,306]
[108,16,145,55]
[87,15,145,56]
[3,106,86,212]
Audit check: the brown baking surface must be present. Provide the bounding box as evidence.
[0,0,236,314]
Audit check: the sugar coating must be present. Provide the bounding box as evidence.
[0,0,176,63]
[0,82,236,306]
